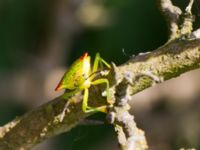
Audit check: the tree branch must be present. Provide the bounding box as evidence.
[0,38,200,149]
[1,1,200,149]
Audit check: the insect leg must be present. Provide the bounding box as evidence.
[92,53,110,72]
[91,78,112,104]
[82,88,107,113]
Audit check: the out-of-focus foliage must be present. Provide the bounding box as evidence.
[72,0,167,64]
[0,0,52,69]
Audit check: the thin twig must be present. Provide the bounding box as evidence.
[156,0,197,40]
[180,0,195,35]
[156,0,182,40]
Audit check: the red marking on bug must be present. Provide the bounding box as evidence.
[55,81,62,91]
[80,52,88,60]
[55,75,65,91]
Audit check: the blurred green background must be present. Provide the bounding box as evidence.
[0,0,200,150]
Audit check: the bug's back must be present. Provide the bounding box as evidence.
[55,53,91,91]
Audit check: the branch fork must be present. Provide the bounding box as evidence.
[157,0,198,40]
